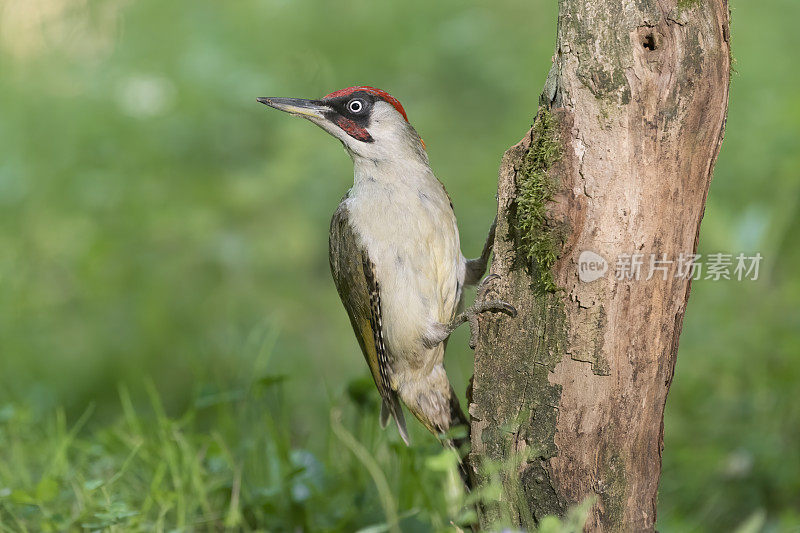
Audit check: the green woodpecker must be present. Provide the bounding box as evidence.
[257,86,514,448]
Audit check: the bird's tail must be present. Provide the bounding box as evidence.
[380,393,410,446]
[445,386,474,491]
[383,386,473,489]
[386,363,474,489]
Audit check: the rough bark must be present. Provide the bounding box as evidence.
[468,0,731,530]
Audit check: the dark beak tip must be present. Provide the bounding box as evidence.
[256,97,270,105]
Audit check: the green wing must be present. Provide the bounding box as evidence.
[329,202,409,445]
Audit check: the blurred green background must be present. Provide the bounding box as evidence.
[0,0,798,530]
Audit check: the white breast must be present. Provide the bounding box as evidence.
[345,163,465,363]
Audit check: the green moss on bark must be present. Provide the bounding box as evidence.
[599,449,628,529]
[677,0,701,9]
[516,108,563,293]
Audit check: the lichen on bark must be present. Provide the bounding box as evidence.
[470,284,569,528]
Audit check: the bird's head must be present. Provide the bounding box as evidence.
[257,86,426,162]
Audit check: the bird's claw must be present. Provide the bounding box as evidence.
[481,299,517,318]
[476,273,501,301]
[465,298,517,349]
[472,299,517,319]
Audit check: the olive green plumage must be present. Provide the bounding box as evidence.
[329,201,409,444]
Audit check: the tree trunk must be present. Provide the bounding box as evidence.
[468,0,731,530]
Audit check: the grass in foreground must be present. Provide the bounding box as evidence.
[0,364,592,532]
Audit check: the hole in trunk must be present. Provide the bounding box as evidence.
[642,33,657,50]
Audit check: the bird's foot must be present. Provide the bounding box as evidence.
[462,298,516,349]
[422,274,516,350]
[465,273,516,348]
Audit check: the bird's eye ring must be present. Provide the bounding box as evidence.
[347,99,364,114]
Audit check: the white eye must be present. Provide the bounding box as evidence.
[347,99,364,113]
